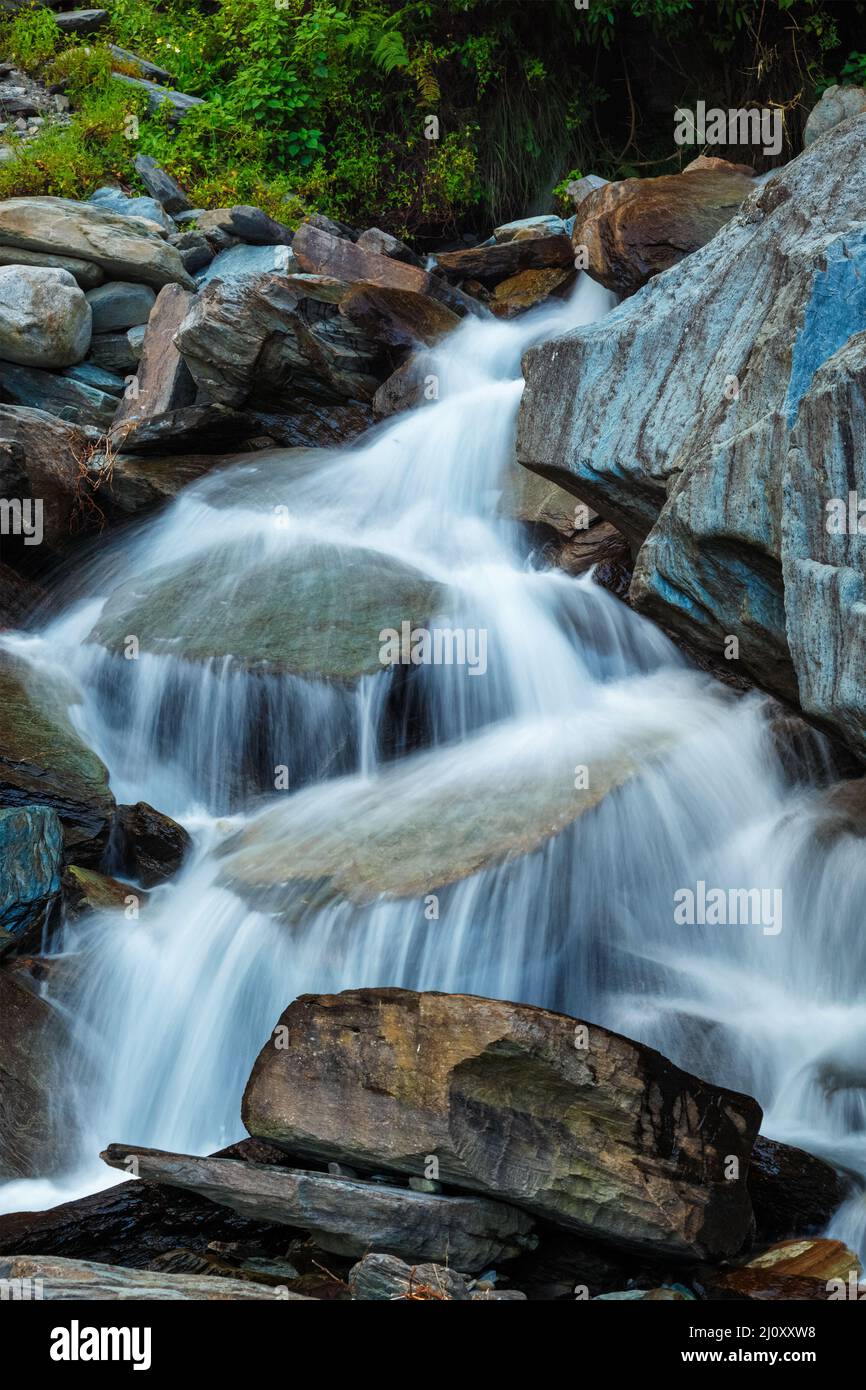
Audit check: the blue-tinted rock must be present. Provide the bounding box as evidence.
[198,242,295,286]
[85,279,156,332]
[0,361,118,429]
[62,361,126,396]
[133,154,191,216]
[493,214,568,243]
[517,113,866,746]
[88,331,139,374]
[0,805,63,948]
[89,187,175,234]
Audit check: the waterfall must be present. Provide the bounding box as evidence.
[1,274,864,1261]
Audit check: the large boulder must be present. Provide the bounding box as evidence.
[0,651,114,864]
[220,690,692,906]
[242,988,763,1260]
[0,198,195,291]
[571,164,755,296]
[89,541,448,682]
[0,265,91,368]
[517,113,866,750]
[338,284,460,348]
[748,1136,844,1242]
[174,272,387,407]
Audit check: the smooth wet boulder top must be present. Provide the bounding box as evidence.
[89,541,447,682]
[219,686,699,903]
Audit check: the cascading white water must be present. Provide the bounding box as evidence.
[2,274,864,1260]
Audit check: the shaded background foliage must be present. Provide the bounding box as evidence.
[0,0,863,240]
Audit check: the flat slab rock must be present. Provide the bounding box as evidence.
[101,1144,535,1272]
[0,197,194,290]
[242,987,763,1260]
[0,1254,312,1300]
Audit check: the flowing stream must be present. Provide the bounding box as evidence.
[2,276,865,1261]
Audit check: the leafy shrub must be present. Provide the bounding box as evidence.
[1,4,59,69]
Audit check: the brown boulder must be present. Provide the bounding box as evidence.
[242,988,762,1260]
[292,222,483,318]
[491,266,575,318]
[748,1135,844,1241]
[435,234,573,283]
[372,352,436,419]
[111,802,191,887]
[61,864,148,919]
[339,284,459,348]
[707,1237,862,1300]
[573,167,755,296]
[111,283,196,438]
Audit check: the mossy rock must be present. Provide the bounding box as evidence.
[89,542,448,683]
[0,651,114,865]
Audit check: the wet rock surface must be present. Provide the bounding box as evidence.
[242,987,762,1260]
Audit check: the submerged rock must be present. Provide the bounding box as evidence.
[89,541,447,681]
[242,988,762,1260]
[101,1144,535,1271]
[219,692,688,904]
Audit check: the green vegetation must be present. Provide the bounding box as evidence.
[0,0,863,239]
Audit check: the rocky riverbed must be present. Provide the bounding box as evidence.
[0,80,865,1302]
